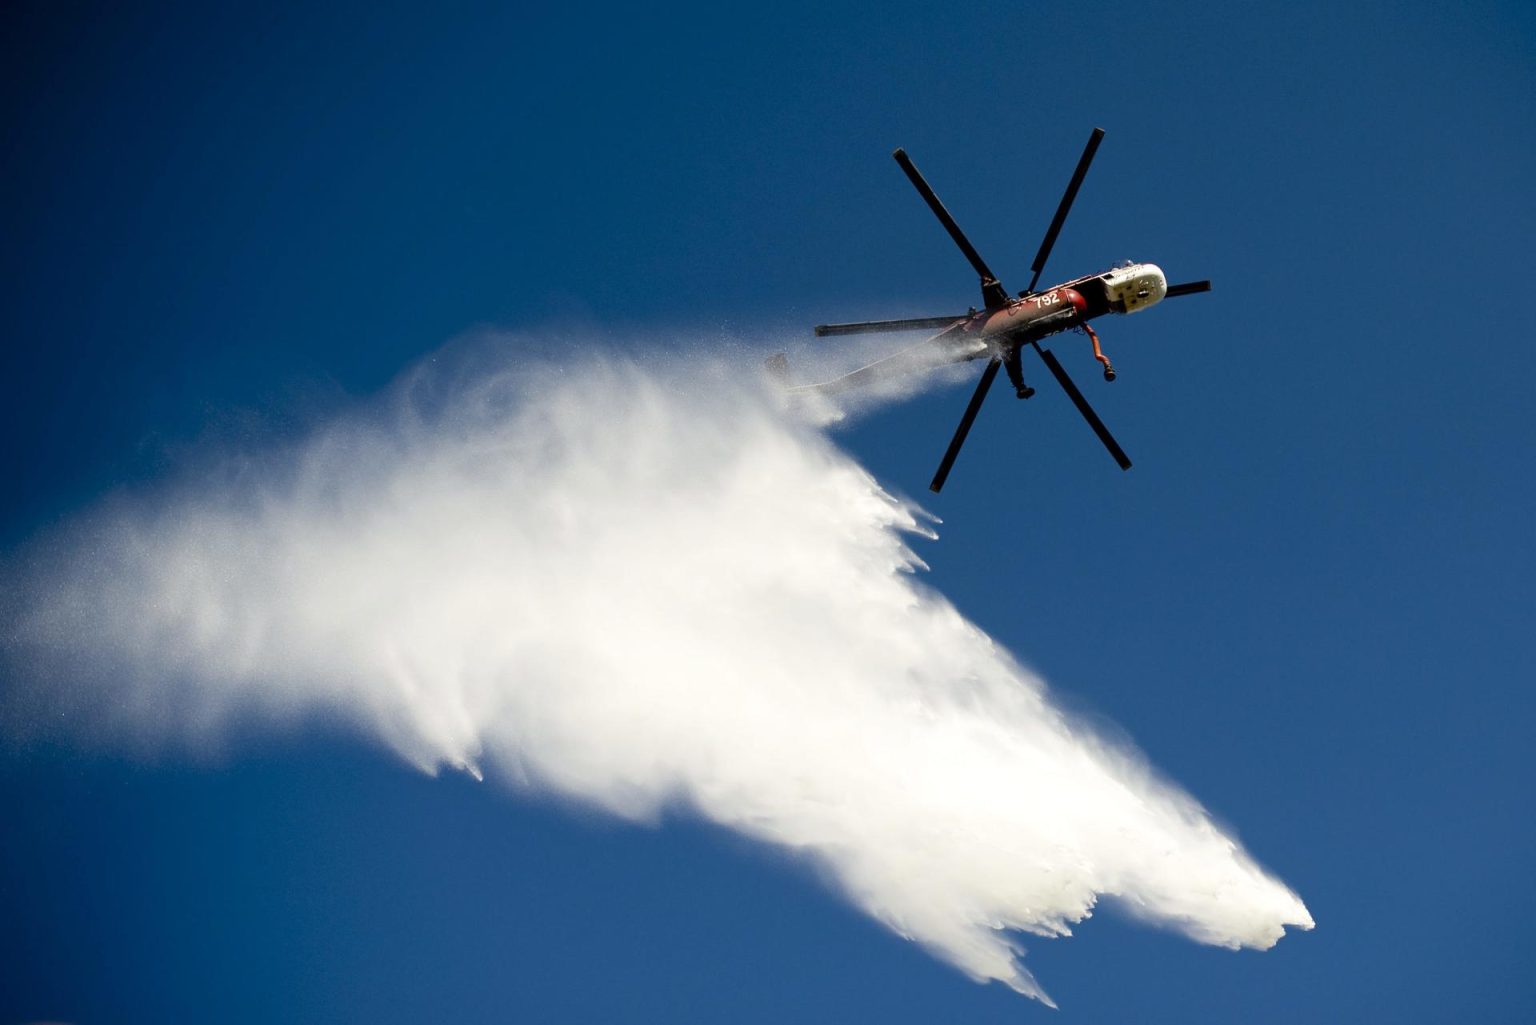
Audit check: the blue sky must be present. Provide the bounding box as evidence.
[3,1,1534,1021]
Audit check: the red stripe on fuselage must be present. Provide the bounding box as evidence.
[974,287,1089,342]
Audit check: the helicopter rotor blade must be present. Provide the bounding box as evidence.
[893,148,1010,309]
[1025,127,1105,294]
[1164,279,1212,298]
[930,357,1002,493]
[814,314,969,337]
[1036,345,1132,471]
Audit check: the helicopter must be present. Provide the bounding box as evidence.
[784,128,1211,493]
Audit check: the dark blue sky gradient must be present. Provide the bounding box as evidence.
[3,2,1534,1021]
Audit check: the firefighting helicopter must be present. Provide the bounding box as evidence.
[783,128,1211,493]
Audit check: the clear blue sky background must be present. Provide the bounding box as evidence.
[3,1,1533,1021]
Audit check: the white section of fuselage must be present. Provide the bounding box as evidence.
[1101,262,1167,314]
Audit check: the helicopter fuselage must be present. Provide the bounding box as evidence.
[966,262,1170,349]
